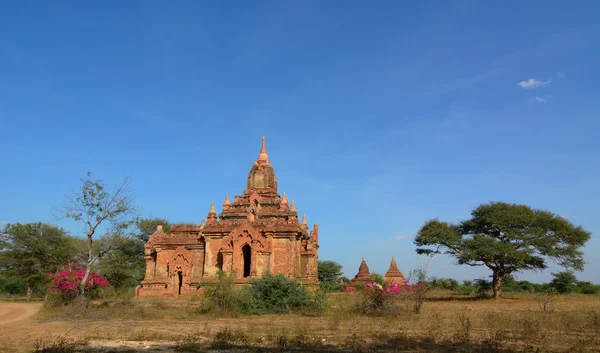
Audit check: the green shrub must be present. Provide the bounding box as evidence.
[551,271,579,294]
[577,281,600,295]
[0,279,26,295]
[201,271,243,315]
[243,274,310,314]
[371,272,385,286]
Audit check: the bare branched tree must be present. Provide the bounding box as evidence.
[56,171,136,296]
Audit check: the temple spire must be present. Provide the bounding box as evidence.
[223,194,231,211]
[389,257,400,272]
[280,192,289,209]
[290,200,297,212]
[207,202,217,225]
[358,257,370,275]
[302,214,307,225]
[257,136,270,164]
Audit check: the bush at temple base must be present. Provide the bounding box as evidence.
[200,273,327,315]
[45,264,111,305]
[356,280,427,316]
[243,274,313,314]
[201,271,245,315]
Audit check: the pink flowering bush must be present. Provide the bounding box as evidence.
[358,279,428,315]
[46,264,111,304]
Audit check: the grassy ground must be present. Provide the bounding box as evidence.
[2,291,599,353]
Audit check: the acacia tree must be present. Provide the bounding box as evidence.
[58,172,136,296]
[414,202,590,299]
[317,260,343,283]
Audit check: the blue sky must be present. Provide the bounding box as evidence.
[1,1,599,283]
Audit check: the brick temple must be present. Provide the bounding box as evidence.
[137,137,319,297]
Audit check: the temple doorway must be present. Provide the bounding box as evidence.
[177,270,183,295]
[242,244,251,278]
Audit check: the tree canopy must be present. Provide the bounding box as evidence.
[317,260,344,291]
[550,271,578,294]
[98,235,145,289]
[414,202,591,299]
[136,218,170,243]
[0,223,83,298]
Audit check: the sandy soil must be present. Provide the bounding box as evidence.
[0,296,599,353]
[0,301,42,325]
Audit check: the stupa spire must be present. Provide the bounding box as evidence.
[256,136,270,164]
[207,202,217,225]
[280,192,289,209]
[290,200,297,212]
[358,257,370,275]
[301,214,307,226]
[223,194,231,211]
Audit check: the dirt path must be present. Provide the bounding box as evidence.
[0,301,42,325]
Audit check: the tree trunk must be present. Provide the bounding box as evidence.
[80,233,93,297]
[492,271,502,299]
[26,284,32,300]
[80,262,92,296]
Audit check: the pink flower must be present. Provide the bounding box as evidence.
[46,264,111,296]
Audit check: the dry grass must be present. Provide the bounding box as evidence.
[4,291,600,352]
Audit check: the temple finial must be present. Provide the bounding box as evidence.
[302,214,307,225]
[257,136,269,164]
[280,192,289,209]
[207,202,217,225]
[223,194,231,211]
[290,200,297,212]
[200,218,205,228]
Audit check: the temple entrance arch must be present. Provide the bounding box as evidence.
[242,244,251,278]
[177,270,183,295]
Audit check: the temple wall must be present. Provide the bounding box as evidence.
[190,249,205,281]
[272,238,293,275]
[154,251,169,279]
[256,253,270,276]
[203,237,223,277]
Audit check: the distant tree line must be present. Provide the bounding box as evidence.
[426,272,599,295]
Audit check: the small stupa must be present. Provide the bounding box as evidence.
[344,258,374,292]
[384,257,405,285]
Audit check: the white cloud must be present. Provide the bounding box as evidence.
[396,235,413,241]
[533,96,546,103]
[557,72,566,79]
[518,78,551,89]
[0,220,8,227]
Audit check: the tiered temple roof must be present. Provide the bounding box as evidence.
[201,137,308,235]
